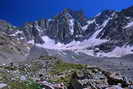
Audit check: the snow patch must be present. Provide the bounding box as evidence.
[97,46,133,57]
[34,35,107,51]
[90,29,102,39]
[10,31,23,36]
[27,40,34,44]
[81,19,95,31]
[27,35,133,57]
[96,12,101,17]
[0,83,7,88]
[35,25,41,32]
[76,49,94,56]
[87,19,95,25]
[36,36,56,49]
[82,25,88,31]
[90,16,110,39]
[125,17,131,19]
[48,19,52,22]
[68,19,74,35]
[20,76,27,80]
[124,21,133,28]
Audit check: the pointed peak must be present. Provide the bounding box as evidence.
[62,8,72,14]
[55,8,85,18]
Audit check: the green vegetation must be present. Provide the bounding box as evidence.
[48,60,87,85]
[1,66,17,70]
[0,72,11,82]
[0,56,88,88]
[8,80,43,89]
[39,56,57,60]
[30,62,43,72]
[50,60,86,75]
[49,75,72,86]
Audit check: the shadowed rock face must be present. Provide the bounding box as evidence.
[0,6,133,62]
[1,7,131,47]
[7,7,133,50]
[19,9,88,44]
[0,7,133,58]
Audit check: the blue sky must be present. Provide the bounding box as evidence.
[0,0,133,26]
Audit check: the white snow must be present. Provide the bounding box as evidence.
[68,19,74,35]
[81,19,95,31]
[27,40,34,44]
[36,25,41,32]
[27,35,133,57]
[87,19,95,25]
[34,35,107,52]
[97,46,133,57]
[124,21,133,28]
[41,81,55,89]
[26,14,133,57]
[106,85,123,89]
[36,36,57,49]
[19,37,25,40]
[48,19,52,22]
[90,29,102,39]
[82,14,112,32]
[15,31,23,34]
[125,17,131,19]
[82,25,88,31]
[102,18,110,27]
[10,30,23,36]
[27,18,109,57]
[20,76,27,80]
[0,83,7,88]
[75,49,95,56]
[90,16,111,40]
[96,12,101,17]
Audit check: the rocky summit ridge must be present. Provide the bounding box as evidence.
[1,6,133,58]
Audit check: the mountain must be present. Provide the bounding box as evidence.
[0,5,133,86]
[2,7,133,58]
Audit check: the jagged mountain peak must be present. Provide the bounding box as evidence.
[57,8,85,18]
[1,6,133,58]
[53,8,88,26]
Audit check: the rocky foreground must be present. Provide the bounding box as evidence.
[0,56,132,89]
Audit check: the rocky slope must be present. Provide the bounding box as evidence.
[0,56,132,89]
[0,20,30,64]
